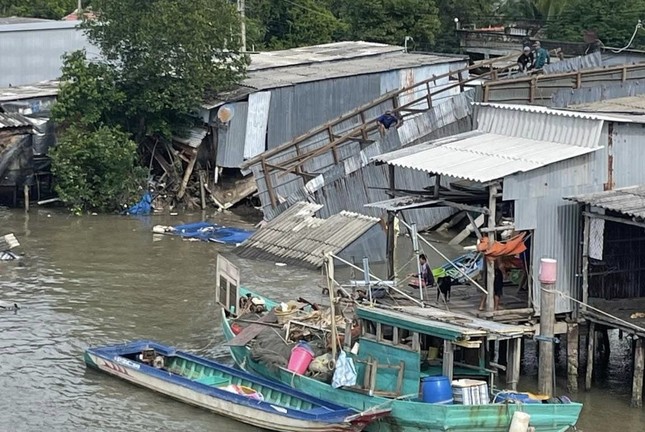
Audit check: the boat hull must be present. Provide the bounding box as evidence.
[223,301,582,432]
[84,349,380,432]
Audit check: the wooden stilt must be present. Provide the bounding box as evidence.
[538,281,556,396]
[585,321,595,391]
[23,184,29,212]
[600,328,611,362]
[486,184,498,312]
[567,322,579,393]
[506,338,522,391]
[177,151,198,199]
[443,341,454,381]
[632,338,644,408]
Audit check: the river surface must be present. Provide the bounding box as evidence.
[1,208,644,431]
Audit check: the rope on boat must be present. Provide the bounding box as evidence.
[540,287,645,334]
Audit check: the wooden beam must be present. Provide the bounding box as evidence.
[583,210,645,230]
[177,151,198,200]
[261,158,277,208]
[264,162,317,180]
[486,184,498,312]
[586,321,595,391]
[567,322,579,393]
[632,338,644,407]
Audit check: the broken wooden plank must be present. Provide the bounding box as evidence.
[0,234,19,250]
[177,151,198,199]
[449,214,485,245]
[225,309,277,347]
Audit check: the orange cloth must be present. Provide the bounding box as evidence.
[477,232,527,258]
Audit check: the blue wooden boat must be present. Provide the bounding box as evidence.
[84,340,390,432]
[222,288,583,432]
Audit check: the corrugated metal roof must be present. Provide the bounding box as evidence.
[567,186,645,220]
[372,130,600,183]
[475,102,632,123]
[571,95,645,114]
[0,80,59,102]
[0,112,31,129]
[247,41,403,70]
[236,201,381,268]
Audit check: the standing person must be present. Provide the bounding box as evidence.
[517,46,534,72]
[479,259,506,311]
[532,41,550,70]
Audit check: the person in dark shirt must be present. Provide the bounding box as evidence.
[517,46,534,72]
[479,259,506,311]
[377,110,402,135]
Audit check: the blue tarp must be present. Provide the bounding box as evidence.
[127,192,153,216]
[168,222,253,245]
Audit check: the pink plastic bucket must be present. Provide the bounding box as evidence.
[287,342,315,374]
[539,258,557,284]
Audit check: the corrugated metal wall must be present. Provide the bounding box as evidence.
[551,82,645,108]
[503,120,645,315]
[217,102,248,168]
[0,22,93,87]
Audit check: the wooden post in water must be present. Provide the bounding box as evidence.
[537,258,557,397]
[506,337,522,391]
[443,340,454,381]
[485,184,498,312]
[586,321,595,391]
[566,322,579,393]
[632,338,644,408]
[23,184,29,212]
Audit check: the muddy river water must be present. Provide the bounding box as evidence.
[1,208,644,431]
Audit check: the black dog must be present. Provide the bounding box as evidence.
[436,276,455,303]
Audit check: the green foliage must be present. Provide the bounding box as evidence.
[51,0,247,212]
[50,125,146,212]
[0,0,83,19]
[246,0,346,50]
[548,0,645,47]
[497,0,568,21]
[84,0,247,139]
[52,50,124,129]
[334,0,441,47]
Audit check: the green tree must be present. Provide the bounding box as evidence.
[84,0,247,139]
[50,125,145,213]
[246,0,346,50]
[0,0,87,19]
[497,0,569,21]
[548,0,645,47]
[51,0,247,212]
[335,0,441,47]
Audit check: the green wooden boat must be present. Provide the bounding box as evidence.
[221,287,582,432]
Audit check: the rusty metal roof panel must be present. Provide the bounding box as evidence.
[567,186,645,220]
[236,201,380,268]
[0,112,31,129]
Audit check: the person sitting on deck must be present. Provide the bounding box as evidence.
[408,254,435,288]
[377,110,402,135]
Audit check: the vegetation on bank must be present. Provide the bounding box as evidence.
[49,0,248,212]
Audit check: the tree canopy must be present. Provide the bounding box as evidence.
[51,0,247,212]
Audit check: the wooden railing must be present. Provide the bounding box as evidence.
[242,54,517,208]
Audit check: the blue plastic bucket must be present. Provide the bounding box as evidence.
[421,376,453,404]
